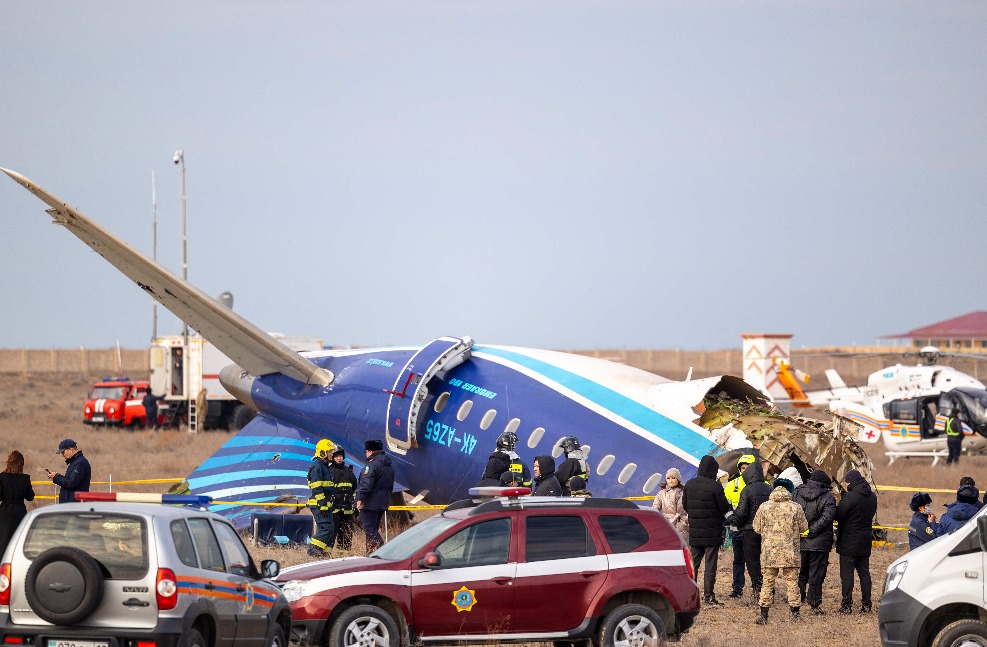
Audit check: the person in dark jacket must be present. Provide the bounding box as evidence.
[936,484,980,537]
[555,436,590,496]
[355,440,395,554]
[734,461,772,605]
[532,455,562,496]
[328,447,358,552]
[907,492,938,549]
[683,455,731,606]
[141,389,165,430]
[0,450,35,557]
[793,469,836,614]
[723,453,757,599]
[959,477,983,510]
[834,469,878,614]
[306,439,336,557]
[46,439,91,504]
[476,451,510,487]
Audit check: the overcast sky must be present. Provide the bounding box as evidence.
[2,2,985,352]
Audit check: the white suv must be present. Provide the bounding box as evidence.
[0,497,290,646]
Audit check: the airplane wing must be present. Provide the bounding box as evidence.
[2,168,332,386]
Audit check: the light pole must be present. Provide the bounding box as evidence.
[151,171,158,340]
[173,149,188,400]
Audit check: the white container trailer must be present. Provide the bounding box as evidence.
[150,333,323,430]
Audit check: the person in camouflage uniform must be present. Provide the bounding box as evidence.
[752,485,809,624]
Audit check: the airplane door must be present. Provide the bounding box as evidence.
[385,336,473,454]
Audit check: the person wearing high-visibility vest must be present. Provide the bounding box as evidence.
[945,410,964,465]
[723,454,756,599]
[307,439,337,557]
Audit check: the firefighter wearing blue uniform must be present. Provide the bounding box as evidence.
[307,439,336,557]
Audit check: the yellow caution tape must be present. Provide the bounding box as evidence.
[876,485,957,494]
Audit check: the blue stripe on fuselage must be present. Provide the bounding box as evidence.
[473,346,715,458]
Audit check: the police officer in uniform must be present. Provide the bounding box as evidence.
[355,439,395,554]
[555,436,589,496]
[306,439,336,557]
[328,446,357,552]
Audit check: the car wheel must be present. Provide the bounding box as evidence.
[25,546,104,625]
[267,623,287,647]
[180,628,207,647]
[599,603,666,647]
[329,604,399,647]
[932,619,987,647]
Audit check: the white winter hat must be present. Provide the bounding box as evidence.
[778,467,803,488]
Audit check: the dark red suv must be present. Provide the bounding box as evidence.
[278,491,700,646]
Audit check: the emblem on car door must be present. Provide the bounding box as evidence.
[451,586,477,612]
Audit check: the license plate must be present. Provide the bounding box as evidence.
[91,414,106,422]
[47,641,109,647]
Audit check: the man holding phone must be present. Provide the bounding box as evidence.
[47,439,91,503]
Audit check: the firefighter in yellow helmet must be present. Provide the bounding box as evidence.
[307,438,337,557]
[724,453,757,599]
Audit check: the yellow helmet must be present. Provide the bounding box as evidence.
[737,454,756,466]
[315,438,335,459]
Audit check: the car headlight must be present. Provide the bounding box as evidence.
[885,561,907,592]
[281,580,304,603]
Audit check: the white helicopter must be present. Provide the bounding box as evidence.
[770,346,987,462]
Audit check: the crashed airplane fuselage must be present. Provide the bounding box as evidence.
[3,168,874,527]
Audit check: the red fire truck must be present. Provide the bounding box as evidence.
[82,377,153,427]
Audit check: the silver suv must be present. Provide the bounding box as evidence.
[0,499,290,646]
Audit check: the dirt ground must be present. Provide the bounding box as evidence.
[2,370,983,646]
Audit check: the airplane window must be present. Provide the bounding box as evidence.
[434,392,450,413]
[527,427,545,448]
[480,409,497,430]
[597,455,615,475]
[551,438,566,459]
[457,400,474,421]
[581,444,591,456]
[504,418,520,435]
[617,463,637,484]
[643,473,663,494]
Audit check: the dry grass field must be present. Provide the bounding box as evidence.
[2,370,984,646]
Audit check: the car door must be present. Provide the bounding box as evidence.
[186,517,239,645]
[512,513,608,633]
[410,515,517,638]
[213,520,270,646]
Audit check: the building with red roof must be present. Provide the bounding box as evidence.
[883,311,987,352]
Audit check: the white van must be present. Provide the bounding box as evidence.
[879,510,987,647]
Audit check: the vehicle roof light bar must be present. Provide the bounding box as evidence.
[467,486,531,503]
[75,492,212,506]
